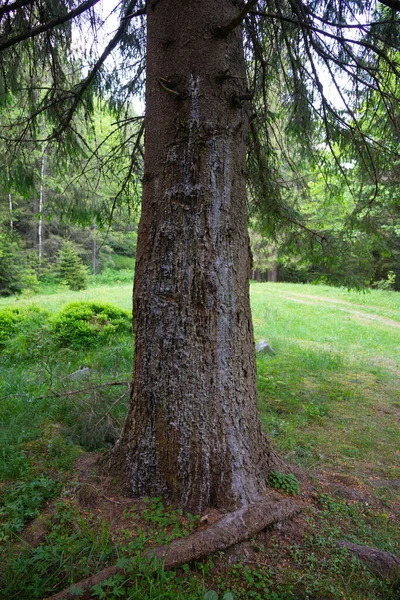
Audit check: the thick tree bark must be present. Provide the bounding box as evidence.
[109,0,275,511]
[336,541,400,585]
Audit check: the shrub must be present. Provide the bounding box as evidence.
[0,476,60,539]
[57,240,88,290]
[0,306,49,349]
[50,301,131,349]
[0,308,21,345]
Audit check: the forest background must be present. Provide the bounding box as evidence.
[1,1,399,296]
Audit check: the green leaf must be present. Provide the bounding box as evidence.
[204,592,219,600]
[69,586,85,596]
[116,557,132,569]
[223,594,234,600]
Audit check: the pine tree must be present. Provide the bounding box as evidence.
[1,0,400,516]
[57,240,87,290]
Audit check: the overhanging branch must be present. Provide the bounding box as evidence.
[52,0,140,139]
[216,0,258,36]
[0,0,101,53]
[0,0,33,19]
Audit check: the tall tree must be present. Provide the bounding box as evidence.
[1,0,400,511]
[109,0,275,511]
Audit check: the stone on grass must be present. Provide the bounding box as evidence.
[256,340,276,355]
[70,367,90,380]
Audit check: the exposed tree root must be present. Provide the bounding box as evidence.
[44,565,122,600]
[337,541,400,586]
[44,496,300,600]
[145,497,300,568]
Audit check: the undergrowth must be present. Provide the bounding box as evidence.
[0,283,399,599]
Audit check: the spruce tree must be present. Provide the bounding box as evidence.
[1,0,400,515]
[57,240,87,291]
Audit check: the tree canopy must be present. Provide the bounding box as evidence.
[0,0,399,288]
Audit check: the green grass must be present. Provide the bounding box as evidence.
[251,283,400,479]
[1,280,399,599]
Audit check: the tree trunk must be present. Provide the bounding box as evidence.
[92,222,97,275]
[7,168,13,231]
[38,148,47,267]
[8,191,13,231]
[109,0,274,511]
[268,246,278,282]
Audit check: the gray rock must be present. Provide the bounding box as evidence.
[70,367,90,380]
[256,340,276,355]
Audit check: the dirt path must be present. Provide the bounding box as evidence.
[285,293,400,329]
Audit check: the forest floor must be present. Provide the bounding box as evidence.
[0,281,399,599]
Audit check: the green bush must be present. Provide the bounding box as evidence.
[57,241,88,290]
[0,308,21,345]
[0,306,49,349]
[0,476,60,540]
[50,301,132,349]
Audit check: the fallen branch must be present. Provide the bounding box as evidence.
[44,496,299,600]
[94,389,130,429]
[45,381,130,399]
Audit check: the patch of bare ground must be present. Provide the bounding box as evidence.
[313,470,383,508]
[314,469,400,521]
[371,356,400,376]
[38,453,400,599]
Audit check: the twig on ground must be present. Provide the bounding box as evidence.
[93,388,130,429]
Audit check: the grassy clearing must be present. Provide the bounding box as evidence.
[252,283,400,480]
[0,281,399,599]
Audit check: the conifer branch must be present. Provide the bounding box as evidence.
[0,0,101,52]
[216,0,258,36]
[378,0,400,11]
[0,0,33,19]
[52,0,140,139]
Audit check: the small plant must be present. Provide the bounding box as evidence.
[123,496,200,545]
[0,307,22,345]
[0,233,39,296]
[47,435,80,470]
[223,564,295,599]
[204,592,234,600]
[303,401,328,421]
[57,240,88,290]
[0,476,60,540]
[268,471,300,495]
[92,574,127,599]
[0,306,49,347]
[372,270,396,291]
